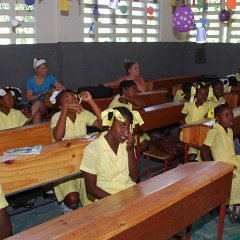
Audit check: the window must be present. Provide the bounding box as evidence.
[83,0,160,42]
[0,1,35,45]
[187,0,240,43]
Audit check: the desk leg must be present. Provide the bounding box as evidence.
[184,143,189,164]
[218,201,226,240]
[185,225,191,240]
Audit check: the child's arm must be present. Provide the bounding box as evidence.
[200,144,212,161]
[53,101,80,141]
[123,95,146,110]
[126,132,139,181]
[83,172,110,199]
[79,91,102,129]
[0,208,12,239]
[179,113,187,125]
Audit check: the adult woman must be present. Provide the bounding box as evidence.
[26,58,65,123]
[103,59,145,93]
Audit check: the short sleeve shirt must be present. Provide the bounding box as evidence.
[181,101,211,124]
[80,131,136,195]
[26,74,57,102]
[0,108,27,130]
[174,90,185,103]
[204,123,240,168]
[0,184,8,209]
[109,94,132,111]
[51,110,97,140]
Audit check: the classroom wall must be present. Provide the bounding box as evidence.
[1,42,239,99]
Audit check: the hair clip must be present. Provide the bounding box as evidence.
[10,91,15,96]
[50,90,61,104]
[0,89,7,96]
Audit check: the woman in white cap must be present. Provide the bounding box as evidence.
[26,58,65,123]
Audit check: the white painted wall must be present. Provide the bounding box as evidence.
[33,0,180,43]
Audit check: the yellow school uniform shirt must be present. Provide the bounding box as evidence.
[108,95,150,143]
[0,184,8,209]
[204,123,240,205]
[109,94,132,111]
[181,101,211,158]
[0,108,27,130]
[181,101,211,125]
[80,131,136,206]
[209,95,226,109]
[50,110,97,203]
[51,110,97,140]
[174,90,185,103]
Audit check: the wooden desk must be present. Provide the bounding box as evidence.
[9,162,234,240]
[0,122,52,155]
[0,136,97,196]
[140,102,183,132]
[82,90,168,112]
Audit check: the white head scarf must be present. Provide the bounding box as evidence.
[33,58,47,70]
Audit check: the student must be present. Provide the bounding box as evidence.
[109,80,146,110]
[50,89,102,213]
[180,83,211,160]
[201,103,240,207]
[208,79,226,108]
[174,82,193,103]
[6,86,31,119]
[26,58,65,124]
[103,59,145,93]
[109,80,148,153]
[0,87,28,130]
[0,184,12,239]
[80,107,143,205]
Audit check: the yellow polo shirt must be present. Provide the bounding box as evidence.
[80,131,136,205]
[51,109,97,203]
[204,123,240,204]
[0,184,8,209]
[109,94,133,111]
[0,108,27,130]
[51,110,97,140]
[181,101,211,124]
[174,90,185,103]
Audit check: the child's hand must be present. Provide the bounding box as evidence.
[78,91,93,103]
[119,96,127,104]
[125,132,135,151]
[62,98,81,113]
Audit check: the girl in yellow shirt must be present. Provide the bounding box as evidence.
[80,107,143,204]
[201,103,240,207]
[180,83,211,160]
[50,89,102,213]
[0,87,28,130]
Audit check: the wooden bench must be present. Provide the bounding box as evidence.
[8,161,234,240]
[0,136,98,196]
[0,122,52,155]
[82,90,168,112]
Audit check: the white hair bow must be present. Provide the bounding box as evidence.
[50,90,61,104]
[0,89,6,96]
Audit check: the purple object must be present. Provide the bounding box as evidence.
[25,0,35,5]
[219,9,231,22]
[173,4,195,32]
[173,4,194,32]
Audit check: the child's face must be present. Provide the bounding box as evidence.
[128,63,139,77]
[213,83,224,99]
[0,92,14,109]
[123,85,138,98]
[110,116,132,143]
[59,92,78,108]
[216,108,233,129]
[196,87,208,105]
